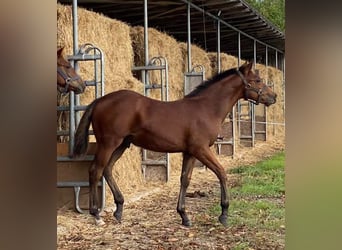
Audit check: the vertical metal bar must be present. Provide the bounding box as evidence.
[101,49,105,96]
[238,32,241,66]
[282,53,285,112]
[253,40,257,69]
[94,48,99,98]
[69,0,78,155]
[165,60,169,101]
[237,32,241,143]
[143,0,149,97]
[265,45,268,141]
[251,39,257,147]
[187,2,192,72]
[217,11,221,73]
[273,49,278,135]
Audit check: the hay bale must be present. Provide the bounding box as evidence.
[266,67,285,138]
[207,52,242,75]
[130,26,184,101]
[179,42,212,79]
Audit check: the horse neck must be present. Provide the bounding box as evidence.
[196,76,245,120]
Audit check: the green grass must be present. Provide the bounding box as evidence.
[210,151,285,232]
[229,151,285,198]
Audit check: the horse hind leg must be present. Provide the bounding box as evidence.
[103,139,130,223]
[89,141,122,226]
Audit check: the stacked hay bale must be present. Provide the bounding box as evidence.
[130,26,184,101]
[208,52,242,75]
[179,42,212,80]
[266,67,285,138]
[57,4,144,202]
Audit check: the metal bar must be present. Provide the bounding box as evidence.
[217,11,221,73]
[132,65,167,71]
[142,160,168,166]
[237,31,241,147]
[57,130,94,136]
[187,2,192,72]
[214,141,233,145]
[57,155,95,161]
[68,54,102,61]
[144,0,149,67]
[57,181,102,187]
[232,107,236,158]
[74,187,86,213]
[265,45,268,141]
[238,32,241,66]
[251,39,257,147]
[143,0,149,96]
[57,105,88,112]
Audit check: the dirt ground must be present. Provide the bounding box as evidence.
[57,136,285,250]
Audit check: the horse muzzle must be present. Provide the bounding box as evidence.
[264,94,277,107]
[69,79,86,94]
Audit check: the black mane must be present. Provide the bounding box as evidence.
[185,68,238,98]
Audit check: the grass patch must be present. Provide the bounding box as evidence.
[230,151,285,198]
[209,151,285,232]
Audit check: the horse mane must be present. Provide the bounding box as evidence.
[185,68,237,98]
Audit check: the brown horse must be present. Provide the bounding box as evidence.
[57,47,85,94]
[73,61,277,227]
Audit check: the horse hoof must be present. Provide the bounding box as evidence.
[182,220,192,227]
[218,215,228,227]
[95,218,105,226]
[114,211,122,223]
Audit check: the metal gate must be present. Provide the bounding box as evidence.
[57,43,105,213]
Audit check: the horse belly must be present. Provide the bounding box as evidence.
[131,128,185,153]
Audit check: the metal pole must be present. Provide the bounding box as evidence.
[253,40,257,68]
[143,0,149,96]
[69,0,79,155]
[217,11,221,73]
[142,0,149,164]
[187,2,192,72]
[238,32,241,66]
[251,39,257,146]
[265,45,268,141]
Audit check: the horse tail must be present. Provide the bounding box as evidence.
[73,100,97,158]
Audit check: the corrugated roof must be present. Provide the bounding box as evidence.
[59,0,285,62]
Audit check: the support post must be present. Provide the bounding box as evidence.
[217,10,221,73]
[187,2,192,72]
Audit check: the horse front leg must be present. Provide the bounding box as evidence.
[192,147,229,227]
[177,153,195,227]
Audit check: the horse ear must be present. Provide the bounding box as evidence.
[239,61,251,75]
[247,60,254,72]
[57,47,64,56]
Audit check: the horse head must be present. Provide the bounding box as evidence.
[237,61,277,106]
[57,47,86,94]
